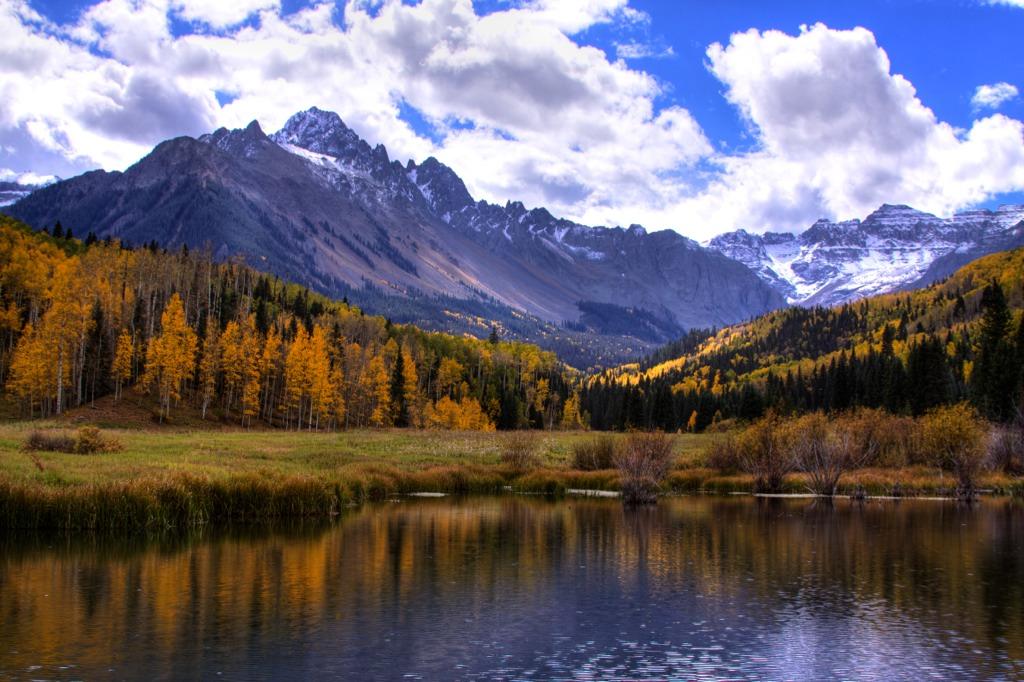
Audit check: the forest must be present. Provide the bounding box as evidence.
[582,248,1024,431]
[0,216,578,431]
[3,212,1024,435]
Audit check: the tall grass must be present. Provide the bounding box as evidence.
[571,435,617,471]
[499,432,542,471]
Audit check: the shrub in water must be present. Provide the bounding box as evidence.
[615,431,674,505]
[499,431,541,471]
[735,414,793,493]
[571,435,617,471]
[986,419,1024,475]
[919,403,987,499]
[787,413,865,496]
[834,408,917,468]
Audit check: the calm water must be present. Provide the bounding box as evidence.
[1,496,1023,681]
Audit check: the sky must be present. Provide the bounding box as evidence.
[1,0,1023,240]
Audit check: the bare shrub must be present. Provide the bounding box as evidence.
[837,408,916,467]
[23,430,76,453]
[704,435,743,473]
[571,435,617,471]
[987,425,1024,474]
[788,413,866,496]
[24,427,122,455]
[736,414,793,493]
[615,432,674,505]
[499,431,541,471]
[919,403,987,499]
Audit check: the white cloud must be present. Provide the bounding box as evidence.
[1,4,1023,240]
[972,82,1019,110]
[614,41,673,59]
[0,0,709,224]
[0,168,56,185]
[173,0,280,29]
[653,23,1024,238]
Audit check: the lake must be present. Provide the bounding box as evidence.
[1,496,1022,680]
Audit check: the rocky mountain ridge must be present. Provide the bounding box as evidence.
[5,108,783,366]
[707,203,1024,305]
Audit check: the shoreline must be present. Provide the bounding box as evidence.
[1,423,1021,530]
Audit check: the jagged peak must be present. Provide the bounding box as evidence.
[198,120,270,157]
[271,107,364,159]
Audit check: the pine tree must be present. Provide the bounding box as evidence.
[972,281,1016,421]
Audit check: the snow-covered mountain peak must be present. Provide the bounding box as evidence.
[708,202,1024,307]
[405,157,474,217]
[271,107,365,158]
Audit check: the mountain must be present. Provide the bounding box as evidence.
[707,203,1024,306]
[6,108,784,366]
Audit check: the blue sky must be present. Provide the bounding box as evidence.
[3,0,1024,237]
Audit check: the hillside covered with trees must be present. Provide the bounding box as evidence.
[0,216,579,431]
[583,249,1024,431]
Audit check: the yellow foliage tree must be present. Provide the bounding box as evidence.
[143,294,197,421]
[425,395,495,431]
[112,329,134,400]
[368,354,391,427]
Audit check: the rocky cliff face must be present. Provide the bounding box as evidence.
[8,108,785,353]
[708,204,1024,306]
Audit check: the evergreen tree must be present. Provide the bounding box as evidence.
[906,337,951,416]
[390,350,409,427]
[971,281,1016,421]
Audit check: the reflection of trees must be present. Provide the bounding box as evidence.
[0,497,1020,674]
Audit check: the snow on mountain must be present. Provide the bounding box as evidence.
[0,172,57,207]
[8,107,784,358]
[707,203,1024,306]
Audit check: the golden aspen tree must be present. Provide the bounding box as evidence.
[561,391,584,430]
[219,319,245,415]
[368,354,391,427]
[8,323,51,416]
[283,327,311,429]
[43,260,94,413]
[240,319,262,427]
[143,294,197,421]
[197,320,219,419]
[343,342,370,427]
[306,325,333,430]
[111,329,133,400]
[436,357,463,399]
[259,328,282,423]
[425,395,494,431]
[329,362,346,429]
[401,347,421,427]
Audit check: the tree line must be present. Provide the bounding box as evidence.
[0,217,584,430]
[582,264,1024,431]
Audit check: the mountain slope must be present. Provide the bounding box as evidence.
[708,203,1024,306]
[581,247,1024,431]
[7,108,784,363]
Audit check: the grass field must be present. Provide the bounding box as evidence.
[1,413,1020,530]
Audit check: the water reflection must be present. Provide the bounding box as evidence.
[1,497,1022,680]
